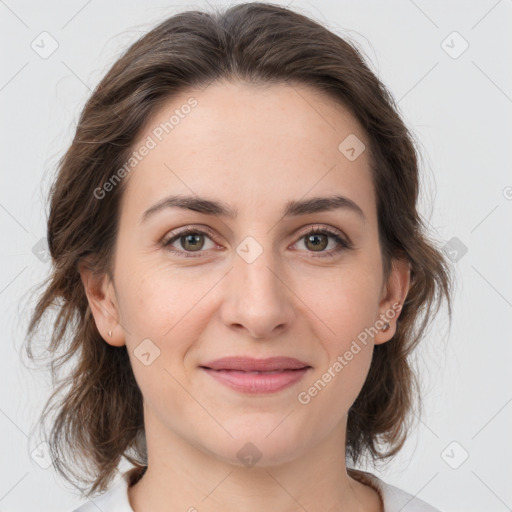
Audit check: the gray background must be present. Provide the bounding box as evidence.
[1,0,511,511]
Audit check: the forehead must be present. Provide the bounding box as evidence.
[121,80,376,224]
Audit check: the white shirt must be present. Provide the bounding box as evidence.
[71,468,441,512]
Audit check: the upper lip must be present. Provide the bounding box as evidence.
[201,356,311,372]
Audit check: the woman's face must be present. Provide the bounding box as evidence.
[83,80,409,467]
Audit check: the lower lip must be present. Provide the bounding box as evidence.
[202,368,310,394]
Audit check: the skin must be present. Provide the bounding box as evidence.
[80,80,410,512]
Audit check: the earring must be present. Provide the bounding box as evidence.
[108,330,112,337]
[382,322,390,332]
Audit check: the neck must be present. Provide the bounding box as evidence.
[127,412,382,512]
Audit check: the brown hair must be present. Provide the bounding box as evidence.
[24,1,452,498]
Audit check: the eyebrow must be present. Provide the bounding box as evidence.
[140,194,366,224]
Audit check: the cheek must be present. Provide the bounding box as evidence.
[118,264,216,420]
[294,261,380,400]
[116,259,217,339]
[116,261,226,406]
[296,284,377,426]
[296,260,382,342]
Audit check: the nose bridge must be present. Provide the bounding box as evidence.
[237,244,281,299]
[222,236,294,338]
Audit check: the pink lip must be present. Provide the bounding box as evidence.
[200,357,311,394]
[201,356,310,372]
[202,367,310,394]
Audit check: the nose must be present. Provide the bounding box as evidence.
[219,246,295,339]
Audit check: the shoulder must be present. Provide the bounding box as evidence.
[70,471,134,512]
[349,469,443,512]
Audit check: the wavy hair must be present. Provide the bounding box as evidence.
[24,1,452,498]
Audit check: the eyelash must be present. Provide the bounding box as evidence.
[161,225,354,259]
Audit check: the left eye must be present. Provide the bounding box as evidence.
[161,226,352,258]
[294,228,351,256]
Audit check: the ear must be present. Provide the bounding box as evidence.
[374,258,411,345]
[78,259,125,347]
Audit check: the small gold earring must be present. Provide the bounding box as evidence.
[108,330,112,337]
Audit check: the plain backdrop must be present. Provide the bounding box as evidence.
[1,1,511,511]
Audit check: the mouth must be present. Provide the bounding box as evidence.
[200,356,311,372]
[199,356,312,394]
[205,369,302,374]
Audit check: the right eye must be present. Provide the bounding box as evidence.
[161,227,218,257]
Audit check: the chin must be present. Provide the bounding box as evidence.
[200,419,307,469]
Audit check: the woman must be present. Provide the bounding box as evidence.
[25,2,452,511]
